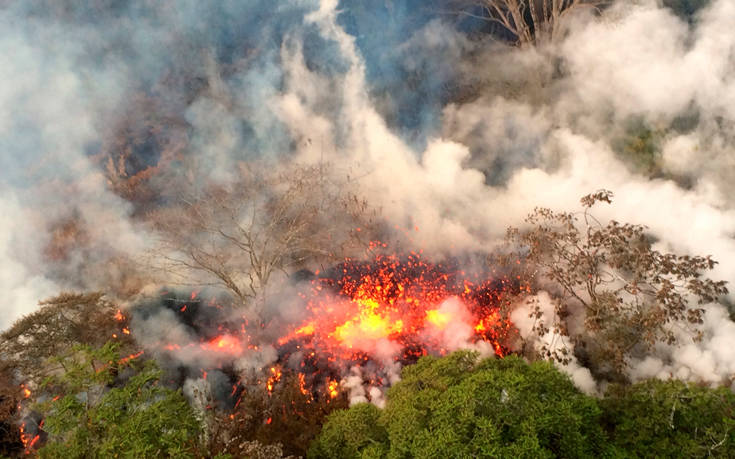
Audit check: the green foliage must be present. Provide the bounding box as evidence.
[35,343,200,458]
[612,119,664,176]
[308,403,386,459]
[602,379,735,458]
[310,352,606,458]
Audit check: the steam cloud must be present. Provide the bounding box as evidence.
[3,0,735,393]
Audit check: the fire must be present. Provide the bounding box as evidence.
[119,350,144,364]
[203,334,243,354]
[330,298,404,348]
[266,367,282,394]
[278,253,515,363]
[425,309,450,329]
[148,252,518,403]
[19,421,40,454]
[327,379,339,399]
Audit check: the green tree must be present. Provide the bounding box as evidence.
[0,292,135,387]
[35,343,200,458]
[602,379,735,458]
[310,351,607,458]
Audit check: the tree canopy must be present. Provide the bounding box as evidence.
[310,351,606,458]
[35,343,200,458]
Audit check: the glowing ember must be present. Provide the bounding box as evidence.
[278,253,515,362]
[327,379,339,399]
[266,367,282,394]
[203,334,243,354]
[19,421,40,454]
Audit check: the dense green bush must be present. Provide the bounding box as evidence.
[310,352,607,458]
[602,379,735,458]
[35,343,200,458]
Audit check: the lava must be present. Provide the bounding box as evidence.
[147,252,519,405]
[277,253,516,363]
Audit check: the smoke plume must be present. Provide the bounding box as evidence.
[3,0,735,395]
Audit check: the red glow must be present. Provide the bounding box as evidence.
[277,253,514,363]
[120,350,144,364]
[202,334,243,354]
[148,252,518,400]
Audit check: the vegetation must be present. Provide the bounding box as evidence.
[200,372,348,458]
[602,379,735,457]
[310,351,606,458]
[456,0,606,47]
[312,352,735,458]
[33,343,199,458]
[149,163,380,313]
[507,190,727,378]
[0,292,135,387]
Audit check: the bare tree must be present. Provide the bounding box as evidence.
[456,0,606,47]
[507,190,728,377]
[149,162,381,312]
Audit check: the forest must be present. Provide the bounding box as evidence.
[1,0,734,457]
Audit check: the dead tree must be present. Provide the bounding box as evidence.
[149,162,380,313]
[458,0,606,47]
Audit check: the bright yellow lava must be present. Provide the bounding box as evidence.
[331,298,403,347]
[426,309,450,329]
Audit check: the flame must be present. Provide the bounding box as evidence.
[277,253,515,363]
[147,252,518,401]
[202,334,243,354]
[266,367,282,394]
[327,379,339,399]
[119,350,144,364]
[114,309,124,321]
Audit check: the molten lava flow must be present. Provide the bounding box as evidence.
[148,253,518,407]
[278,253,515,364]
[203,334,243,354]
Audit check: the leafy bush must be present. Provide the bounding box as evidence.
[35,343,200,458]
[602,379,735,458]
[310,352,607,458]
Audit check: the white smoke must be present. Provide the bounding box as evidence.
[4,0,735,396]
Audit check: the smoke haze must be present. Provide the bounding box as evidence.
[3,0,735,391]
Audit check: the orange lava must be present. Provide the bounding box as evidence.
[278,253,515,362]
